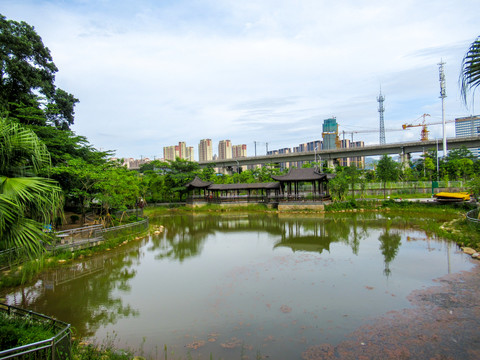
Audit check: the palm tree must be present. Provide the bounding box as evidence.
[0,117,63,256]
[460,35,480,105]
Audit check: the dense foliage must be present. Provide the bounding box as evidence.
[0,313,57,350]
[0,118,62,255]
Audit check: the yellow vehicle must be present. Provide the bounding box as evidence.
[433,192,470,202]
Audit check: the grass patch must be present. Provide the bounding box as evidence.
[0,312,57,350]
[145,203,274,214]
[324,199,379,212]
[379,200,480,250]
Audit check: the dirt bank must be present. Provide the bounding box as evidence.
[302,259,480,360]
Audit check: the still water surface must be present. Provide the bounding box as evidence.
[3,212,474,359]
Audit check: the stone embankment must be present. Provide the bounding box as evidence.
[462,246,480,260]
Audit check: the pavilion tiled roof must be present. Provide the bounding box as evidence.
[271,168,331,181]
[185,176,213,189]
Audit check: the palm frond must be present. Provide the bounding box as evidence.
[0,117,62,256]
[0,118,51,175]
[3,217,48,257]
[1,176,63,223]
[460,36,480,104]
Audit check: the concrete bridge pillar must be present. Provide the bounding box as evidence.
[400,151,411,169]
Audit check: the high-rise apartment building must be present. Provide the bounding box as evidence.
[339,139,365,168]
[293,143,307,153]
[198,139,213,162]
[218,140,232,160]
[455,115,480,157]
[307,140,322,152]
[163,141,194,161]
[267,147,293,170]
[163,145,178,161]
[232,144,247,158]
[185,146,194,161]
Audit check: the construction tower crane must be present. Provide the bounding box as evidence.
[402,114,455,141]
[341,128,407,142]
[402,114,431,141]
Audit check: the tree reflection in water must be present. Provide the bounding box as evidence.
[378,225,402,277]
[2,211,415,345]
[149,212,401,275]
[4,244,142,337]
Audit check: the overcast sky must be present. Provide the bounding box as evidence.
[3,0,480,159]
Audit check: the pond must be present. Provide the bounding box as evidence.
[2,212,475,359]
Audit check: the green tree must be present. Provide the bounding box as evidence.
[443,147,476,180]
[142,171,166,203]
[328,171,349,201]
[0,118,62,255]
[199,164,216,182]
[95,166,141,218]
[468,176,480,201]
[424,157,436,180]
[139,159,166,173]
[0,14,78,130]
[376,155,400,199]
[344,165,360,200]
[254,164,283,182]
[460,35,480,105]
[164,158,199,201]
[52,158,105,224]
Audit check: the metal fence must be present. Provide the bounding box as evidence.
[466,208,480,231]
[0,248,25,272]
[0,218,150,270]
[0,304,71,360]
[51,224,104,247]
[102,217,149,240]
[49,218,149,252]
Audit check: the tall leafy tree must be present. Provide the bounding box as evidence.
[164,158,200,201]
[344,164,360,200]
[376,155,400,199]
[0,14,78,130]
[328,171,349,201]
[460,35,480,105]
[0,117,62,255]
[52,157,105,225]
[95,165,141,218]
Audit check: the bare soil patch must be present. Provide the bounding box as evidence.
[302,259,480,360]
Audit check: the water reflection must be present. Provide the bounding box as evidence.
[150,213,402,276]
[5,244,143,337]
[2,211,468,359]
[379,227,402,277]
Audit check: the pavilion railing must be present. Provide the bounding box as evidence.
[187,193,331,204]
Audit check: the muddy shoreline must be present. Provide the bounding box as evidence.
[302,259,480,360]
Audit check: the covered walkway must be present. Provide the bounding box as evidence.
[185,168,334,204]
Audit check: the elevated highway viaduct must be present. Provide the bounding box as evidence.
[198,136,480,169]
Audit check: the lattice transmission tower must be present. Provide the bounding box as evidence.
[377,89,386,144]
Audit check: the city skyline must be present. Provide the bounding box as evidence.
[4,1,479,159]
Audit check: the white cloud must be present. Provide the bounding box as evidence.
[2,0,480,158]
